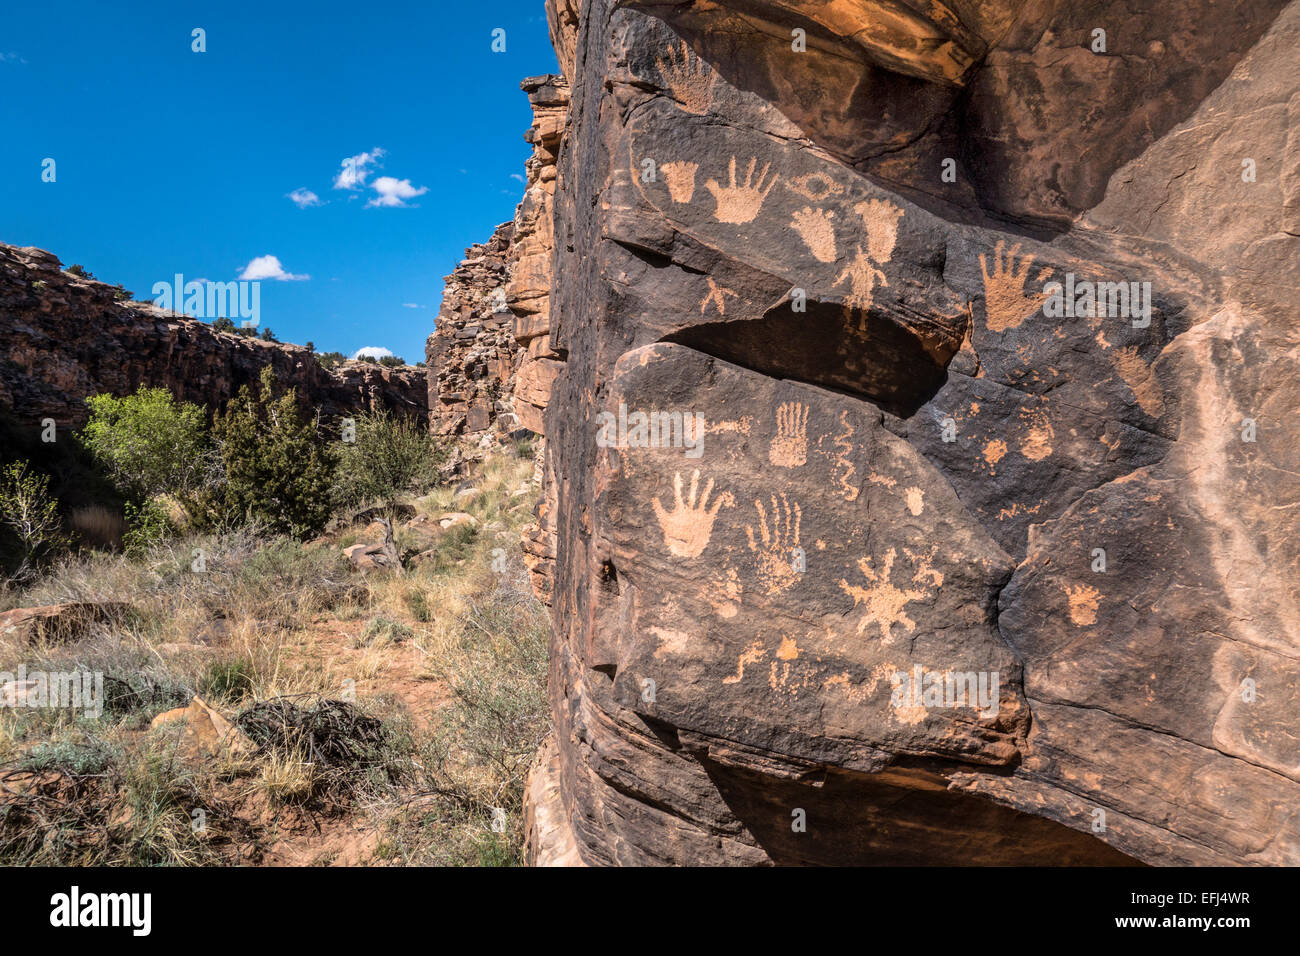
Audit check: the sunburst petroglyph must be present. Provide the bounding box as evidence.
[839,547,942,644]
[768,401,809,467]
[651,469,734,559]
[661,160,698,203]
[745,493,803,595]
[706,156,778,224]
[979,240,1055,333]
[655,40,714,115]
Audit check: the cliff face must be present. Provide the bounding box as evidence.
[508,73,570,606]
[424,222,521,444]
[524,0,1300,865]
[0,244,428,427]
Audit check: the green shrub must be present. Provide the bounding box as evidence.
[81,388,209,501]
[121,499,174,556]
[337,411,446,508]
[0,460,69,581]
[214,368,337,539]
[198,657,255,705]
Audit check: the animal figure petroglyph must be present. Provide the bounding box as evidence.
[768,402,809,467]
[745,493,803,595]
[832,410,860,501]
[707,156,778,224]
[652,470,734,559]
[835,246,888,318]
[979,240,1055,333]
[700,276,737,316]
[655,40,714,115]
[790,207,837,263]
[661,161,698,203]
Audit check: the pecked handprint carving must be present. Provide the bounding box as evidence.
[790,206,837,262]
[652,469,733,559]
[706,156,778,224]
[661,160,698,203]
[979,240,1054,333]
[767,401,809,467]
[745,493,803,595]
[655,39,714,116]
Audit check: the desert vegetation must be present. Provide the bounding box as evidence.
[0,379,546,865]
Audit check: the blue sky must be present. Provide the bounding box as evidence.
[0,0,557,364]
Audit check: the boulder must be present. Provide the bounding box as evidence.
[0,602,132,645]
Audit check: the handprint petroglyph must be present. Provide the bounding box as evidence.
[700,276,737,316]
[706,156,778,224]
[979,240,1055,333]
[652,470,734,559]
[768,401,809,467]
[661,161,698,203]
[790,207,837,263]
[745,493,803,595]
[839,548,940,644]
[655,40,714,115]
[856,199,904,265]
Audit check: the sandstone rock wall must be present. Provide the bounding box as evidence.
[524,0,1300,865]
[424,222,521,445]
[0,244,428,428]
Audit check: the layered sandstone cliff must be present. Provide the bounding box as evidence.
[424,222,521,445]
[0,244,427,427]
[523,0,1300,865]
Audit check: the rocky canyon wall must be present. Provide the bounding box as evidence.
[522,0,1300,865]
[0,244,428,429]
[424,222,522,447]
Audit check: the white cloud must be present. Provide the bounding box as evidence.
[0,53,27,64]
[510,173,525,183]
[287,188,322,208]
[352,346,394,360]
[333,148,385,190]
[401,303,425,309]
[239,255,309,281]
[366,176,428,208]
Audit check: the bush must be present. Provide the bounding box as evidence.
[81,388,209,501]
[378,355,404,368]
[212,316,236,333]
[121,500,174,557]
[316,351,346,369]
[0,461,69,581]
[214,368,337,539]
[65,264,93,279]
[337,411,446,508]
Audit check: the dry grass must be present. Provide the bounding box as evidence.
[0,439,550,866]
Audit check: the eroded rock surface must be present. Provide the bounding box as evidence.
[0,244,428,427]
[425,223,521,444]
[523,0,1300,865]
